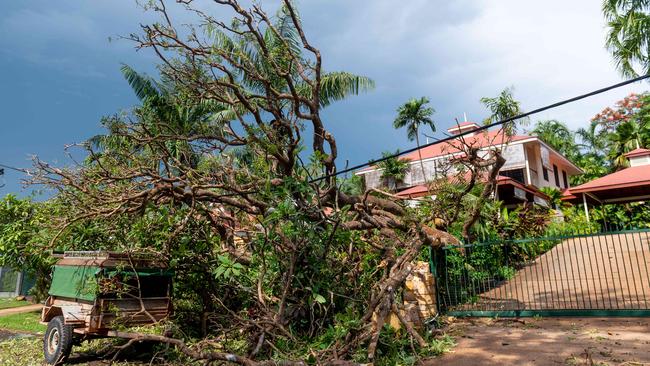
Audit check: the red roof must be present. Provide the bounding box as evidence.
[560,188,577,200]
[624,148,650,158]
[399,130,530,162]
[356,131,531,174]
[396,185,430,198]
[568,165,650,194]
[357,128,581,175]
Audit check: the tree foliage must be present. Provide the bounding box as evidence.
[604,0,650,77]
[17,1,492,365]
[393,97,435,142]
[376,151,410,187]
[480,87,529,136]
[0,195,55,301]
[530,120,579,161]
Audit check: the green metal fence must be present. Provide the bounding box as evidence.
[432,229,650,317]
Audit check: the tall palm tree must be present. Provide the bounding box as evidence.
[393,97,436,183]
[603,0,650,77]
[480,87,528,136]
[210,2,375,111]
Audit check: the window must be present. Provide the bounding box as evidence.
[500,168,525,184]
[553,164,560,187]
[542,159,549,181]
[562,170,568,188]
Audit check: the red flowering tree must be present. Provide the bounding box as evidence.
[591,93,646,132]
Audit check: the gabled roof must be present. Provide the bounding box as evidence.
[624,148,650,158]
[566,165,650,194]
[398,130,530,162]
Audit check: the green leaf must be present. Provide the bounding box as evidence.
[313,293,326,304]
[214,266,226,278]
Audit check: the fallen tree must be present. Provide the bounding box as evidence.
[26,1,509,364]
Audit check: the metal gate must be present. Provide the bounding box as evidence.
[432,229,650,317]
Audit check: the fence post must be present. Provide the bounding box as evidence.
[429,245,446,314]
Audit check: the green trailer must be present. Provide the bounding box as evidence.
[41,251,172,365]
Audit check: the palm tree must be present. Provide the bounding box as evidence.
[393,97,436,183]
[603,0,650,77]
[530,120,579,160]
[377,151,410,191]
[576,121,608,157]
[92,4,376,172]
[210,3,375,111]
[609,120,650,168]
[89,65,223,171]
[480,87,528,136]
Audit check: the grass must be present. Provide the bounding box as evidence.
[0,338,152,366]
[0,311,45,334]
[0,338,42,366]
[0,298,29,310]
[0,337,193,366]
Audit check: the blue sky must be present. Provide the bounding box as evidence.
[0,0,646,195]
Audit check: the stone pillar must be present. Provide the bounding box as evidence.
[403,261,437,325]
[385,261,437,330]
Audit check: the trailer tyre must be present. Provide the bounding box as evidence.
[43,316,74,365]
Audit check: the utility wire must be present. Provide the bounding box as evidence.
[311,73,650,183]
[213,74,650,197]
[2,74,649,198]
[0,163,26,173]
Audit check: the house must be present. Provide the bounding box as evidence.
[356,122,583,207]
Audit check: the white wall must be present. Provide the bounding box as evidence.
[359,139,577,191]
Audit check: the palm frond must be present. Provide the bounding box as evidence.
[274,1,302,55]
[120,64,162,102]
[318,72,375,107]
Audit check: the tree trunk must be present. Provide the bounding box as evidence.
[415,132,427,186]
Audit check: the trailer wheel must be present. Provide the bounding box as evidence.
[43,316,74,365]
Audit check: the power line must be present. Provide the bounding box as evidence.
[311,73,650,183]
[2,74,648,196]
[0,163,26,173]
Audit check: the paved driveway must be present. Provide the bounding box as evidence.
[455,232,650,311]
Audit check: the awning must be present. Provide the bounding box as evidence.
[562,164,650,204]
[396,184,431,199]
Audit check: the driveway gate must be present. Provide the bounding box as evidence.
[432,229,650,317]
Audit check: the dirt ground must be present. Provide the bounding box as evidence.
[0,304,43,317]
[429,317,650,365]
[0,329,20,341]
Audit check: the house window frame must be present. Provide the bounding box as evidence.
[553,164,560,187]
[562,170,568,188]
[500,168,526,185]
